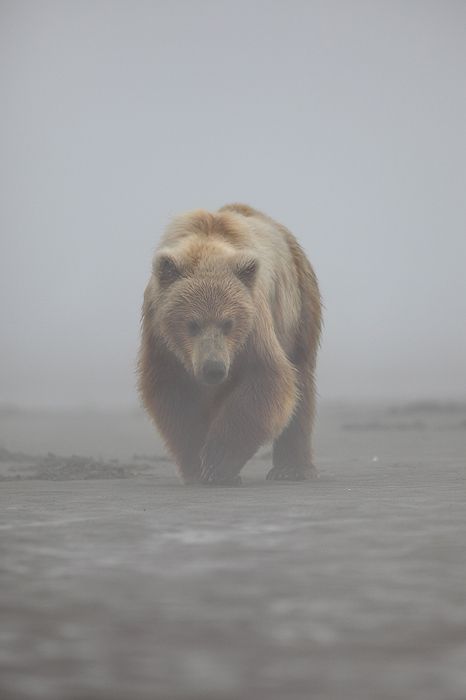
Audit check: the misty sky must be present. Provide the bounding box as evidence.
[1,0,465,407]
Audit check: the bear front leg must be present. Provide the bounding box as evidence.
[267,367,318,481]
[150,383,210,484]
[139,338,209,484]
[158,394,207,484]
[200,364,296,485]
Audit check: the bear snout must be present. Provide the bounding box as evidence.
[201,359,227,385]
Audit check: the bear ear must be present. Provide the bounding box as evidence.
[234,256,258,289]
[154,254,183,287]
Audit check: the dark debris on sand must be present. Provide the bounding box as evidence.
[0,447,154,481]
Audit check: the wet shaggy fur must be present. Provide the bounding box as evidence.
[138,204,322,484]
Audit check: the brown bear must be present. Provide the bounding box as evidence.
[138,204,322,485]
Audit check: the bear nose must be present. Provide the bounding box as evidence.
[202,360,227,384]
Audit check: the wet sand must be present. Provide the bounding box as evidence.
[0,402,465,699]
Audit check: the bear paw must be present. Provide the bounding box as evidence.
[266,464,318,482]
[200,463,242,486]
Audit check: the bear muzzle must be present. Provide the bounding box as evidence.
[192,327,230,385]
[201,359,228,385]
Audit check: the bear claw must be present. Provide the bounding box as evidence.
[200,464,242,486]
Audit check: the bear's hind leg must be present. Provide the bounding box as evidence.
[267,369,318,481]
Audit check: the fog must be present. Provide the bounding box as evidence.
[1,0,465,408]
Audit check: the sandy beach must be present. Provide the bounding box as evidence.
[0,402,465,700]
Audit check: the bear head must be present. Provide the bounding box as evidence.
[151,244,259,385]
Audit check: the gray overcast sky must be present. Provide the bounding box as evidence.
[1,0,465,407]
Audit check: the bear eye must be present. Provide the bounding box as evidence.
[187,320,201,336]
[221,319,233,335]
